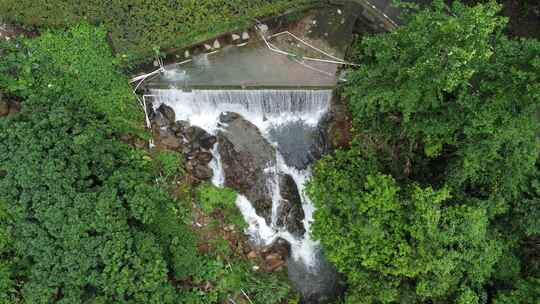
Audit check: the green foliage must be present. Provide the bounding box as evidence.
[0,23,293,303]
[493,277,540,304]
[0,97,183,303]
[196,184,237,214]
[0,199,19,304]
[309,1,540,303]
[196,184,247,230]
[309,154,502,303]
[0,26,203,303]
[345,0,540,207]
[1,24,142,134]
[0,0,306,63]
[186,255,291,304]
[153,150,184,179]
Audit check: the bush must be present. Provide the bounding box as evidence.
[196,184,237,214]
[1,24,142,134]
[0,25,199,303]
[0,0,307,63]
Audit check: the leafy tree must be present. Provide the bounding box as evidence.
[0,24,294,304]
[0,25,199,303]
[308,152,502,303]
[493,277,540,304]
[0,24,142,134]
[345,0,540,211]
[309,1,540,303]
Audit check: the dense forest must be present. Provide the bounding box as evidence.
[0,0,539,303]
[308,0,540,303]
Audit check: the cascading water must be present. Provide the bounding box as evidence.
[150,88,340,301]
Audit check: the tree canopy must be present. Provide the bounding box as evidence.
[0,25,292,304]
[308,1,540,303]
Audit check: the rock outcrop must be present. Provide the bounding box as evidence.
[276,174,305,237]
[217,112,276,224]
[149,103,215,183]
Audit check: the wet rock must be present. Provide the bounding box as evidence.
[265,238,291,258]
[219,111,240,123]
[151,109,171,128]
[200,134,217,150]
[193,164,213,181]
[156,129,183,150]
[169,120,189,135]
[276,174,306,237]
[268,120,326,170]
[186,125,210,144]
[265,253,285,272]
[158,104,176,123]
[196,151,213,165]
[217,112,276,224]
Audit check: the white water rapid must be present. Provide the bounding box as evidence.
[150,89,331,269]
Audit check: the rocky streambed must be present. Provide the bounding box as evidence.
[146,88,349,303]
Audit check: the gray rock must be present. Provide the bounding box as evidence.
[169,120,189,135]
[157,129,182,150]
[268,121,324,170]
[200,134,217,150]
[158,104,176,124]
[196,151,213,165]
[193,164,213,181]
[217,112,276,224]
[186,125,210,143]
[276,174,305,237]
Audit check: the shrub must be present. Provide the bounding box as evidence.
[0,0,307,63]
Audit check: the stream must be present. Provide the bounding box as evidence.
[150,89,342,302]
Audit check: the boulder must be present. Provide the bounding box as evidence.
[169,120,189,135]
[200,134,217,150]
[263,238,291,258]
[158,104,176,123]
[196,151,213,165]
[150,104,176,128]
[193,164,213,181]
[276,174,306,237]
[217,112,276,224]
[265,253,285,272]
[186,126,210,145]
[156,128,183,150]
[268,120,327,170]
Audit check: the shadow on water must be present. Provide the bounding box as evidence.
[287,249,346,304]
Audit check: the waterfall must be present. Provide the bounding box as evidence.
[150,89,331,268]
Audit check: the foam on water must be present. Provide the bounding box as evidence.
[151,89,330,133]
[150,88,331,269]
